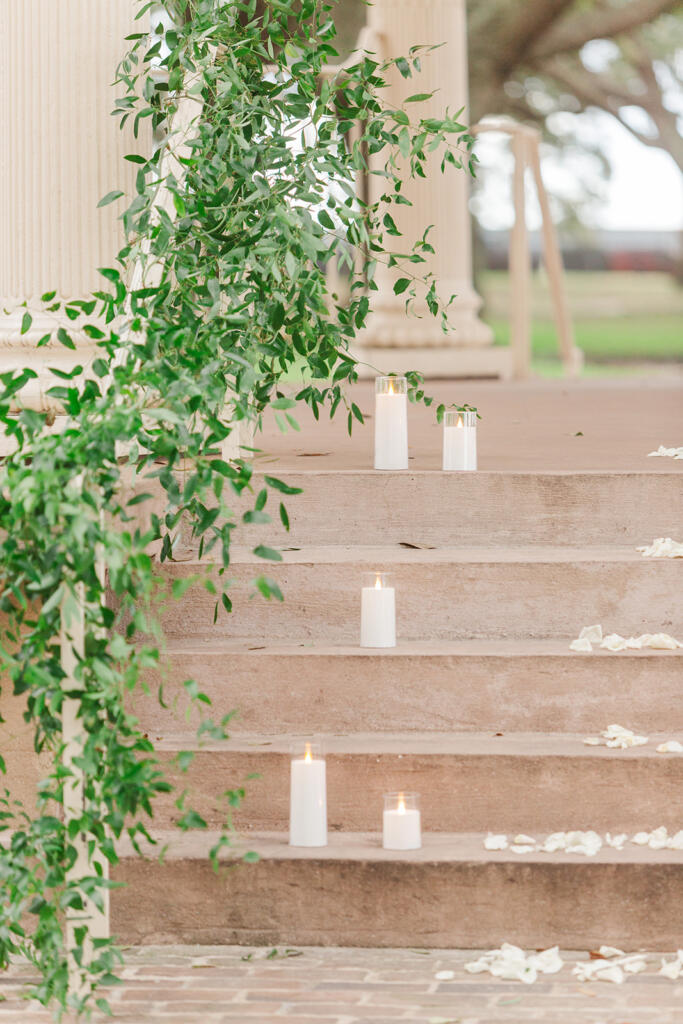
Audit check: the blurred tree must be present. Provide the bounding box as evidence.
[334,0,682,172]
[468,0,683,172]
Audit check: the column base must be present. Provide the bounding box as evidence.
[352,344,513,380]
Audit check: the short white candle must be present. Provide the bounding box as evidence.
[443,409,477,471]
[375,376,408,470]
[361,572,396,648]
[383,792,421,850]
[289,742,327,847]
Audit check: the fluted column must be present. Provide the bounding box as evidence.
[0,0,141,410]
[357,0,509,378]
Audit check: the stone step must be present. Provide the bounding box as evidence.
[135,638,682,735]
[112,830,683,949]
[149,733,683,834]
[228,470,682,548]
[157,546,682,641]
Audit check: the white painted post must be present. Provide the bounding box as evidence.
[527,143,583,377]
[509,130,531,379]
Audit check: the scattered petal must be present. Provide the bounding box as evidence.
[580,624,603,643]
[513,834,535,845]
[601,633,628,651]
[647,445,683,459]
[637,537,683,558]
[464,945,563,984]
[656,740,683,754]
[434,970,455,980]
[570,637,593,652]
[484,833,508,851]
[599,946,625,959]
[510,844,535,854]
[583,736,601,746]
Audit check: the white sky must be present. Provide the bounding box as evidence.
[472,110,683,233]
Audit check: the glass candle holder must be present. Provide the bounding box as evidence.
[360,572,396,648]
[442,409,477,471]
[383,792,421,850]
[289,740,327,848]
[375,376,408,470]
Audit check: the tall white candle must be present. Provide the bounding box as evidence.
[289,742,327,847]
[375,376,408,470]
[443,409,477,471]
[361,572,396,648]
[383,792,421,850]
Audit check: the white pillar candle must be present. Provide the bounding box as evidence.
[442,409,477,471]
[374,376,408,470]
[361,572,396,648]
[383,792,421,850]
[289,742,327,847]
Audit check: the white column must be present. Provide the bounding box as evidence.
[356,0,510,378]
[0,0,141,413]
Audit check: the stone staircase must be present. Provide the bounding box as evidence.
[114,465,683,951]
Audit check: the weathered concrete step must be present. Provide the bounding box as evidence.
[113,830,683,949]
[157,546,682,641]
[150,733,683,834]
[229,470,683,548]
[136,638,683,735]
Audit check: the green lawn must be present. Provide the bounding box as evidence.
[488,315,683,363]
[480,270,683,369]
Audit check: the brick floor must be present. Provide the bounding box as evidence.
[1,946,683,1023]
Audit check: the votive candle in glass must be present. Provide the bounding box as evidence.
[289,740,327,847]
[442,409,477,471]
[375,376,408,470]
[361,572,396,648]
[383,792,421,850]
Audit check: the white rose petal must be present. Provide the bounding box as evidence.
[637,538,683,558]
[583,736,601,746]
[513,834,535,845]
[632,831,651,845]
[510,844,535,854]
[570,637,593,652]
[601,634,628,651]
[605,833,627,850]
[595,964,625,984]
[599,945,625,959]
[659,958,683,980]
[647,446,683,459]
[580,624,603,643]
[642,633,682,650]
[434,970,455,981]
[464,945,563,984]
[657,740,683,754]
[668,830,683,850]
[484,833,508,851]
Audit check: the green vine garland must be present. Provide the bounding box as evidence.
[0,0,474,1015]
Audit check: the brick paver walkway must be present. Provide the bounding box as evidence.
[2,946,683,1023]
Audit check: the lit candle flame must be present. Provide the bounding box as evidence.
[456,414,463,428]
[304,743,313,763]
[388,379,395,394]
[374,574,382,590]
[397,793,406,814]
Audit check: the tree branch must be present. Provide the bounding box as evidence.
[539,53,683,171]
[531,0,680,59]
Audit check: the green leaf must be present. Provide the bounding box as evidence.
[20,312,32,335]
[253,545,282,562]
[264,476,303,496]
[279,502,290,531]
[56,327,75,350]
[393,278,411,295]
[97,190,124,208]
[396,56,411,78]
[405,92,433,102]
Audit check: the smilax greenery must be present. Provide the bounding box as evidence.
[0,0,474,1015]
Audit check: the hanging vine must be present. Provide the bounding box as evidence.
[0,0,475,1015]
